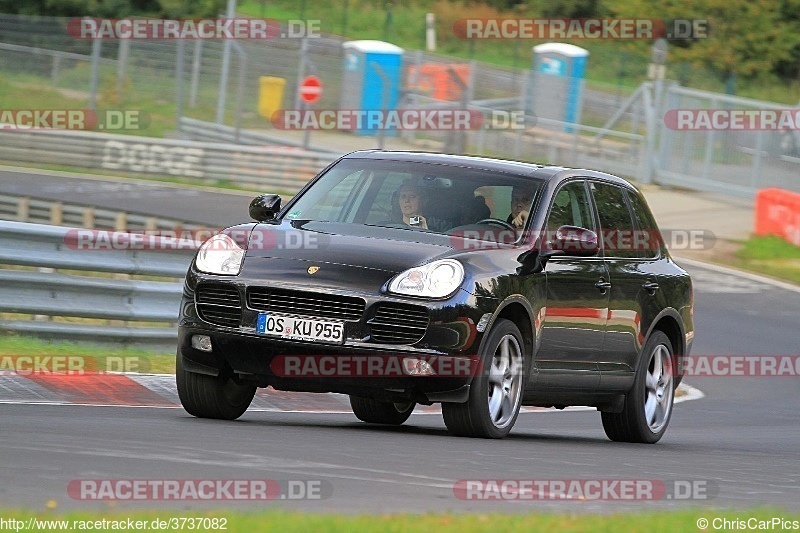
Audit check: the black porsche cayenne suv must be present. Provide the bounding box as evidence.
[177,151,693,443]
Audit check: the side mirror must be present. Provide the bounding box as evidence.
[517,225,599,275]
[249,194,281,222]
[544,225,599,257]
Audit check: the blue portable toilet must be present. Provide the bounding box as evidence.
[341,40,404,135]
[528,43,589,132]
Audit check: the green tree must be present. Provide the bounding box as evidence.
[607,0,800,80]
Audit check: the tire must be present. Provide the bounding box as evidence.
[176,351,256,421]
[442,318,526,439]
[349,396,415,425]
[601,331,675,443]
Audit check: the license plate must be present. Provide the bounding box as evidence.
[256,313,344,344]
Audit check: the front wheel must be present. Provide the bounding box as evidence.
[442,319,526,439]
[349,396,415,425]
[601,331,675,443]
[176,352,256,420]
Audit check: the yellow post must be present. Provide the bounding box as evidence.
[259,76,286,121]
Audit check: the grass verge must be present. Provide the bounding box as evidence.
[0,335,175,374]
[0,509,797,532]
[732,235,800,285]
[681,234,800,286]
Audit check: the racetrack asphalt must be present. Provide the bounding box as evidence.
[1,167,798,514]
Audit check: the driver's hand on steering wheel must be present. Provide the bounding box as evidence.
[511,210,529,229]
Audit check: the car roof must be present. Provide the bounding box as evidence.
[342,150,636,190]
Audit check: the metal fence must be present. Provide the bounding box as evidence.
[0,14,633,123]
[0,220,194,348]
[0,15,643,172]
[657,84,800,196]
[3,14,799,197]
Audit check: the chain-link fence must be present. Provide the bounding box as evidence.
[657,84,800,195]
[3,14,797,195]
[0,14,637,141]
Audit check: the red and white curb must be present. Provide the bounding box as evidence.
[0,373,704,413]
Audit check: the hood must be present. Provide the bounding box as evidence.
[244,220,455,273]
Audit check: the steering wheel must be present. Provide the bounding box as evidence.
[476,218,518,232]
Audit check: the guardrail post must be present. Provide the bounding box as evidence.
[115,212,127,231]
[50,202,63,225]
[17,197,29,222]
[82,207,95,229]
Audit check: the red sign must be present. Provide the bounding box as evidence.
[299,75,322,104]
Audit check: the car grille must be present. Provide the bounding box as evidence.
[369,303,430,344]
[195,283,242,328]
[247,287,366,322]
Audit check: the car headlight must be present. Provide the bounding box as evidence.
[195,233,245,275]
[388,259,464,298]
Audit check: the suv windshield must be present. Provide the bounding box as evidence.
[284,159,543,239]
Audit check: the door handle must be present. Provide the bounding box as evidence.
[595,279,612,292]
[642,281,660,294]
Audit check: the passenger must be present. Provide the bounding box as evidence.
[396,182,429,229]
[460,195,491,225]
[507,185,536,229]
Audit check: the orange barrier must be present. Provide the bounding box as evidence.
[407,63,470,101]
[754,188,800,246]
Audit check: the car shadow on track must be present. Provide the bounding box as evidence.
[175,413,618,445]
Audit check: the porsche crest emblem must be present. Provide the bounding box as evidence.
[307,266,320,275]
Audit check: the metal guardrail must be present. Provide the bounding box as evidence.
[0,220,197,348]
[178,117,342,155]
[0,129,333,193]
[0,193,199,231]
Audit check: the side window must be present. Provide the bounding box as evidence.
[546,180,594,232]
[590,182,636,259]
[625,190,662,259]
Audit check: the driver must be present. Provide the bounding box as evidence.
[507,184,536,229]
[397,182,428,229]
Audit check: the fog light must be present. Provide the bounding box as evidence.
[403,358,436,376]
[191,335,212,352]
